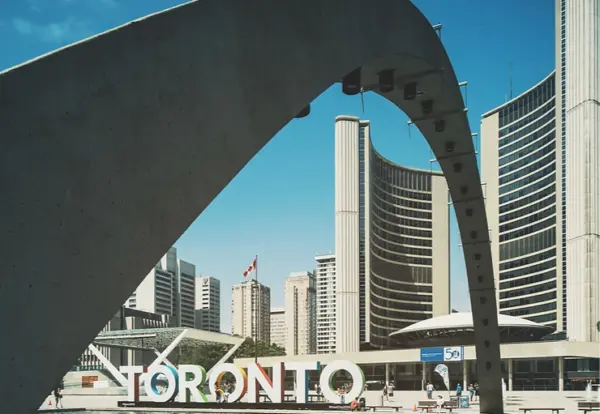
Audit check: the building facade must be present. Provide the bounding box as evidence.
[284,271,317,355]
[315,253,337,354]
[560,0,600,343]
[231,279,271,343]
[195,276,221,332]
[270,308,286,349]
[481,73,563,331]
[125,246,195,328]
[480,0,600,341]
[335,116,450,351]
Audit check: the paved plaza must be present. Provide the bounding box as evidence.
[39,390,597,413]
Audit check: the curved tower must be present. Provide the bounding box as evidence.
[335,116,450,350]
[481,73,562,330]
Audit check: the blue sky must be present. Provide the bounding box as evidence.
[0,1,556,333]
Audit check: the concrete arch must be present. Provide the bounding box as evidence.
[0,1,503,412]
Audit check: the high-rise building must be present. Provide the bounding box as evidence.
[195,276,221,332]
[335,116,450,351]
[559,0,599,343]
[125,246,195,328]
[480,0,599,341]
[315,253,337,354]
[284,271,316,355]
[270,308,286,349]
[231,279,271,343]
[481,74,562,331]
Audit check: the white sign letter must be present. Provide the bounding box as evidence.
[120,365,144,402]
[208,363,247,403]
[285,361,320,403]
[319,360,365,404]
[177,365,207,403]
[145,365,178,403]
[247,362,284,403]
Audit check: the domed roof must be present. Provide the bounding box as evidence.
[389,312,554,347]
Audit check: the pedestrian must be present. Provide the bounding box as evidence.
[53,388,63,409]
[474,382,479,401]
[426,382,434,399]
[468,384,474,402]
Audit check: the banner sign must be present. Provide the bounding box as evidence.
[120,359,365,404]
[434,364,449,391]
[420,346,464,362]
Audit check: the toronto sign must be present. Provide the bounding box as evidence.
[120,359,365,404]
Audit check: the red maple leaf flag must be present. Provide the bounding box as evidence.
[243,257,257,278]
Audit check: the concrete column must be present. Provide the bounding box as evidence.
[558,357,564,391]
[422,363,426,391]
[385,363,390,386]
[463,360,468,389]
[508,359,513,391]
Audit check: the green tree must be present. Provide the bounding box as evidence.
[229,337,286,360]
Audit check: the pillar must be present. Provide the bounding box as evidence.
[508,358,513,391]
[463,360,468,389]
[422,362,426,391]
[385,363,390,386]
[558,357,564,391]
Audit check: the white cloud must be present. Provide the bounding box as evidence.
[11,17,92,43]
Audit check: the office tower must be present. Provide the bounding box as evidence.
[270,308,286,349]
[559,0,600,342]
[335,116,450,351]
[195,276,221,332]
[231,279,271,343]
[125,246,196,328]
[315,254,337,354]
[480,0,600,341]
[284,271,316,355]
[481,74,562,330]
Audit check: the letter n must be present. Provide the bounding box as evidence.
[247,362,284,403]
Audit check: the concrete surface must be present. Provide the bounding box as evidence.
[1,0,503,413]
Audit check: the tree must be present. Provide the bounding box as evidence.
[229,337,286,360]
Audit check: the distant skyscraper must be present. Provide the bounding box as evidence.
[195,276,221,332]
[231,279,271,343]
[284,272,316,355]
[270,308,286,349]
[315,254,336,354]
[335,116,450,351]
[125,246,196,328]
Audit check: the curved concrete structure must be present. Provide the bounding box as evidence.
[0,1,504,412]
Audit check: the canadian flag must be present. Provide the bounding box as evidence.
[243,257,257,278]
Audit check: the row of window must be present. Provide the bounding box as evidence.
[499,124,554,170]
[372,178,433,201]
[500,193,555,224]
[499,100,555,144]
[500,182,554,214]
[500,171,556,205]
[500,163,556,198]
[371,244,433,266]
[500,279,556,300]
[500,246,555,271]
[371,182,433,211]
[370,259,433,287]
[499,122,555,158]
[369,281,433,301]
[372,149,432,192]
[499,263,555,285]
[371,231,432,257]
[500,228,556,261]
[500,147,555,185]
[500,203,555,235]
[499,76,555,128]
[371,210,433,234]
[370,223,432,247]
[500,216,555,243]
[505,300,556,317]
[500,290,556,309]
[371,191,433,220]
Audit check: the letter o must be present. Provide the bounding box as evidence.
[145,365,178,403]
[319,360,365,404]
[208,363,247,402]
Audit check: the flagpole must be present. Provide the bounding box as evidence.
[254,255,259,363]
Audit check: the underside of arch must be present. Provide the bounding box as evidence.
[0,1,503,412]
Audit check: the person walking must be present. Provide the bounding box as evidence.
[426,382,434,399]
